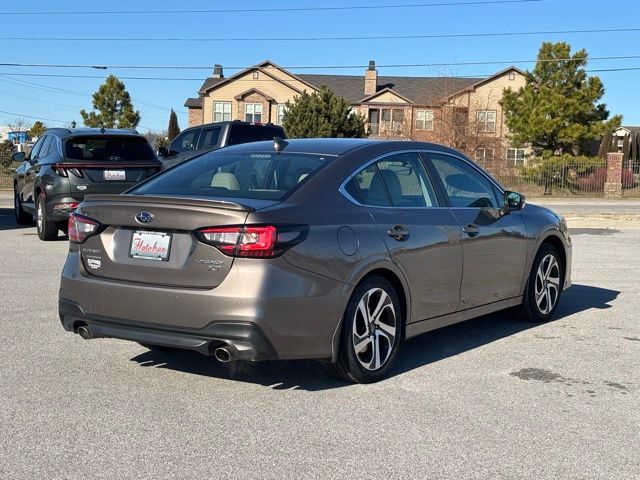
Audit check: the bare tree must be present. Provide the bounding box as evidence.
[7,117,32,132]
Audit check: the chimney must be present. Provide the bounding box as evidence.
[212,64,224,79]
[364,60,377,96]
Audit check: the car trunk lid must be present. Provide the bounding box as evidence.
[76,194,253,288]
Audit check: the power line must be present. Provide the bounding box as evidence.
[0,0,544,16]
[0,109,68,123]
[2,55,640,71]
[0,74,186,114]
[2,64,640,83]
[2,27,639,43]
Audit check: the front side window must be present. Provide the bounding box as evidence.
[28,136,46,161]
[428,153,500,208]
[38,136,53,158]
[476,110,497,133]
[132,151,331,201]
[507,148,526,166]
[169,129,201,155]
[415,109,434,131]
[245,103,263,123]
[348,153,438,208]
[213,102,231,122]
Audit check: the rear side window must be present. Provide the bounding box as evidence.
[132,151,331,200]
[198,127,222,149]
[349,153,438,208]
[228,125,285,146]
[65,136,156,161]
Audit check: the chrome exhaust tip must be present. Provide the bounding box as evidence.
[214,347,233,363]
[77,326,92,340]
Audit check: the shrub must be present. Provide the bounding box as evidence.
[576,166,636,191]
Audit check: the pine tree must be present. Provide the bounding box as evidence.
[503,42,621,156]
[80,75,140,129]
[283,86,366,138]
[167,109,180,141]
[27,121,47,139]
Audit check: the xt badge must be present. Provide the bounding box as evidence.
[193,259,225,271]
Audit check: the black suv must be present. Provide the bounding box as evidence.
[13,128,162,240]
[159,121,286,168]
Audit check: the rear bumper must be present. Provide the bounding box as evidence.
[59,252,350,361]
[59,298,277,360]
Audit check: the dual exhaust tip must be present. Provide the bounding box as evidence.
[75,324,237,363]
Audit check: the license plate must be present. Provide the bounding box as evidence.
[104,170,126,181]
[130,230,171,261]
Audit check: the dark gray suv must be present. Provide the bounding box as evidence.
[13,128,162,240]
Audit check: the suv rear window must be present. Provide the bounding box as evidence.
[66,136,156,161]
[132,151,332,200]
[228,125,285,146]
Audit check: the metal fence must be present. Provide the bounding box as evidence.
[478,157,624,198]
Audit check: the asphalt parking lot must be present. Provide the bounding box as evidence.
[1,198,638,479]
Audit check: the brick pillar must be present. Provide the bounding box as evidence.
[604,152,623,198]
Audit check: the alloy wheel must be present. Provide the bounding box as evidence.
[352,287,397,371]
[535,254,560,315]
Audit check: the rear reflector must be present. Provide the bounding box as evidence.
[68,213,101,244]
[54,202,79,211]
[197,225,307,258]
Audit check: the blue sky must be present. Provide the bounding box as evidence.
[1,0,639,133]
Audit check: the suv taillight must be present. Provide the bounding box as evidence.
[196,225,307,258]
[68,213,101,244]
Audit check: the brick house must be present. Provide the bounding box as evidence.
[185,60,526,169]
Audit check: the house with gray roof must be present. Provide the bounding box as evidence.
[185,60,527,167]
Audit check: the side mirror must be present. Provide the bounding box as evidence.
[11,151,25,162]
[504,191,525,211]
[157,147,168,157]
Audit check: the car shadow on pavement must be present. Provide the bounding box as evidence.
[129,283,619,391]
[0,208,33,231]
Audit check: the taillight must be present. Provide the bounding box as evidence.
[68,213,101,244]
[52,164,68,177]
[196,225,307,258]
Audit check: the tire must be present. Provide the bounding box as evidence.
[329,276,403,383]
[13,187,33,225]
[35,194,59,241]
[515,244,563,323]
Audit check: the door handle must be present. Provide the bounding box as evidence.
[462,223,480,237]
[387,224,410,241]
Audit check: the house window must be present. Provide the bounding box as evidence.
[252,71,259,79]
[213,102,231,122]
[415,109,434,131]
[277,104,287,125]
[507,148,526,166]
[508,72,516,81]
[475,148,495,163]
[245,103,263,123]
[476,110,497,133]
[349,107,360,117]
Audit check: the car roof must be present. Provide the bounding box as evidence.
[215,138,459,157]
[44,127,142,138]
[181,120,285,133]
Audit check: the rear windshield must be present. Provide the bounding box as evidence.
[131,151,331,200]
[65,136,156,161]
[228,125,285,146]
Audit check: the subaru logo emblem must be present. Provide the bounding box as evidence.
[135,211,154,224]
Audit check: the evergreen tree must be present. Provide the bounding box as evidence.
[80,75,140,129]
[503,42,621,156]
[27,121,47,139]
[283,86,366,138]
[167,109,180,141]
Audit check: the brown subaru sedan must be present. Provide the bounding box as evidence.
[59,138,571,383]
